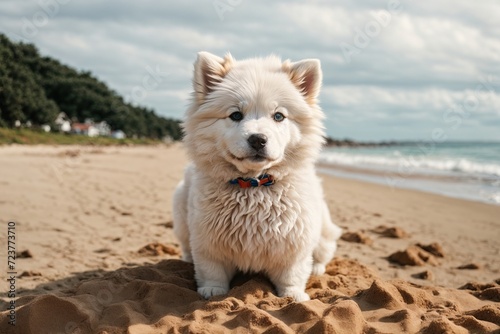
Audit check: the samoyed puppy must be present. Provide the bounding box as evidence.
[173,52,342,302]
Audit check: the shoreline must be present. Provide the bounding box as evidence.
[317,162,500,206]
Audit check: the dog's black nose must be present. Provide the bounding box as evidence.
[248,134,268,151]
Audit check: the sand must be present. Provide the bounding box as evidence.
[0,144,499,333]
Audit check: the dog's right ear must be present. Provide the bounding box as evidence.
[193,51,233,103]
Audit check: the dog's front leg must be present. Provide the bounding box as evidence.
[193,252,235,299]
[267,256,313,302]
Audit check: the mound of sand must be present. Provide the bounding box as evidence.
[2,258,499,334]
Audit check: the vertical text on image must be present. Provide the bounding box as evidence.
[6,221,17,326]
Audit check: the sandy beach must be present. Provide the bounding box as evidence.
[1,144,499,333]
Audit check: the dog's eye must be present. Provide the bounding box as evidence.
[273,112,285,122]
[229,111,243,122]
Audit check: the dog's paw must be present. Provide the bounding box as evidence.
[279,288,310,302]
[311,263,326,276]
[198,286,228,299]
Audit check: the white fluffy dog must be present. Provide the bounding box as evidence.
[173,52,342,302]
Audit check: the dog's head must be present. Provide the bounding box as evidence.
[183,52,325,180]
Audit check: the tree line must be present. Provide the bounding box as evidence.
[0,33,182,140]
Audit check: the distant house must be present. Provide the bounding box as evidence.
[111,130,126,139]
[71,119,111,137]
[55,112,71,133]
[72,123,99,137]
[94,121,111,137]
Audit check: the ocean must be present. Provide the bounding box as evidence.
[318,141,500,205]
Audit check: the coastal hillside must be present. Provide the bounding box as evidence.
[0,34,181,140]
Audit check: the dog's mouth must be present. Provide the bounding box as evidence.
[249,154,267,162]
[230,152,269,163]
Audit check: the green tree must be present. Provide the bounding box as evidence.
[0,33,181,139]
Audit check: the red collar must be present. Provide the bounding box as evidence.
[229,174,274,188]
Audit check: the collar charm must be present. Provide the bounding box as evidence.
[229,174,274,188]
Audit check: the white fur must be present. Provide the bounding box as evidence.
[173,52,342,302]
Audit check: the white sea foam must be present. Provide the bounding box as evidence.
[489,192,500,204]
[318,152,500,178]
[318,143,500,205]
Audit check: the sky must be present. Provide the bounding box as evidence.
[1,0,499,141]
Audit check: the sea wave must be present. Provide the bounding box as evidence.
[318,152,500,178]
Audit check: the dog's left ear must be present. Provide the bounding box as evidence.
[283,59,322,105]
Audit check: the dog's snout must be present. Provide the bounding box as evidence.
[248,134,268,151]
